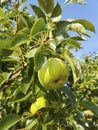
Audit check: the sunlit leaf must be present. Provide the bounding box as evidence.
[73,19,96,33]
[25,118,38,130]
[0,7,5,18]
[68,23,90,37]
[26,48,38,58]
[30,18,46,36]
[22,0,27,3]
[0,40,12,50]
[62,53,80,83]
[69,0,86,4]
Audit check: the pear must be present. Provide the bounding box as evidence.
[38,58,69,90]
[30,97,48,115]
[30,103,38,115]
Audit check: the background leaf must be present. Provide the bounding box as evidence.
[0,7,5,18]
[0,114,20,130]
[80,101,98,117]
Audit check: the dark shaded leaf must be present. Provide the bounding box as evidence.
[70,36,86,41]
[34,47,46,71]
[62,38,82,49]
[51,3,62,17]
[80,101,98,117]
[53,21,69,36]
[9,88,32,104]
[64,86,76,103]
[0,114,20,130]
[38,0,54,14]
[20,77,31,94]
[30,4,45,19]
[11,34,29,47]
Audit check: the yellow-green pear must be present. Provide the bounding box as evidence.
[38,58,69,90]
[30,103,38,115]
[30,97,48,115]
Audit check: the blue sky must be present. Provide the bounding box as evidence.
[25,0,98,57]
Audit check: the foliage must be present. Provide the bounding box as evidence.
[0,0,98,130]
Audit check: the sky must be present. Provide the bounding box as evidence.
[25,0,98,58]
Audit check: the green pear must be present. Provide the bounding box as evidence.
[38,58,69,90]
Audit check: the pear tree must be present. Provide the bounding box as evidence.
[0,0,98,130]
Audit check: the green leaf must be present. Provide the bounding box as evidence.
[62,38,82,49]
[26,48,38,58]
[22,0,27,3]
[0,114,20,130]
[34,47,46,71]
[25,118,38,130]
[80,101,98,117]
[44,113,59,125]
[9,91,32,104]
[36,123,42,130]
[0,7,5,18]
[53,21,69,36]
[38,0,54,14]
[42,125,47,130]
[30,18,46,36]
[20,77,31,94]
[73,19,96,33]
[1,49,13,56]
[64,86,76,103]
[18,15,29,30]
[30,4,45,19]
[0,40,12,50]
[0,72,10,81]
[51,3,62,17]
[8,88,32,105]
[0,72,11,86]
[11,34,29,47]
[63,53,79,83]
[69,0,86,4]
[70,36,86,41]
